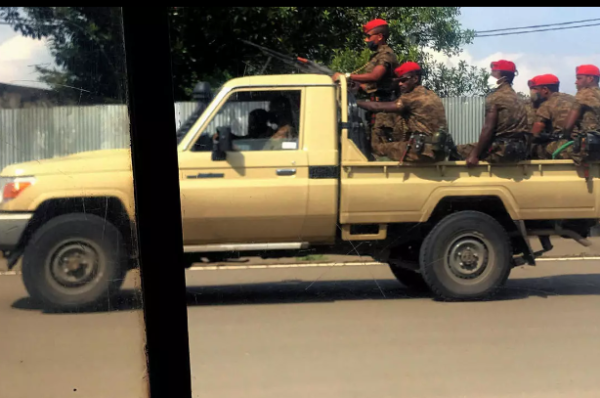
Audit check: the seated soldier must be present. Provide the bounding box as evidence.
[355,61,449,163]
[559,64,600,164]
[527,74,577,159]
[457,60,529,167]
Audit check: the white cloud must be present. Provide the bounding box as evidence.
[424,48,600,95]
[0,34,55,89]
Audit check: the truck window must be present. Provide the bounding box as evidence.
[192,89,302,152]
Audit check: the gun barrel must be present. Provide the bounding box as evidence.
[240,40,334,76]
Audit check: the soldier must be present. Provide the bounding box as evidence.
[332,18,399,158]
[527,74,577,159]
[355,62,449,163]
[457,60,529,167]
[557,64,600,164]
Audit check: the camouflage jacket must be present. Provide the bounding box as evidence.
[535,92,577,136]
[362,44,399,96]
[574,86,600,132]
[486,82,529,137]
[394,85,447,136]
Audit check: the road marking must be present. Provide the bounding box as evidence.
[188,261,382,271]
[187,257,600,271]
[2,257,600,276]
[536,256,600,262]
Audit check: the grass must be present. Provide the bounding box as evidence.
[295,254,327,262]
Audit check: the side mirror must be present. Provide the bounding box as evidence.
[211,126,232,161]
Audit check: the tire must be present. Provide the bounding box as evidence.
[388,262,429,291]
[22,213,127,311]
[419,211,512,301]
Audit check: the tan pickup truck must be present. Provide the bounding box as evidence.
[1,74,598,310]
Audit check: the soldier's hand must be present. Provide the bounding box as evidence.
[466,153,480,168]
[332,72,342,82]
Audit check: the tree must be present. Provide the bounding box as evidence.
[0,7,127,104]
[0,7,480,102]
[423,60,491,98]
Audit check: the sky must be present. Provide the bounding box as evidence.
[1,7,600,95]
[430,7,600,94]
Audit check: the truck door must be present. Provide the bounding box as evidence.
[178,88,309,246]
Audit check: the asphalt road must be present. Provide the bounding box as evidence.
[2,261,600,398]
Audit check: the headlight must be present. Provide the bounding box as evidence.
[0,176,36,204]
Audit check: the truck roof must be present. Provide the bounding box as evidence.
[222,74,335,88]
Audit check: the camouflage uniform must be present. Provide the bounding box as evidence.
[529,92,576,159]
[361,44,399,156]
[457,82,529,163]
[523,99,536,131]
[380,85,448,163]
[546,87,600,165]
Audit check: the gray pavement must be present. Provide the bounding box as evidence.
[2,260,600,397]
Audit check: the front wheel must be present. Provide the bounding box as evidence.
[419,211,512,301]
[22,213,127,311]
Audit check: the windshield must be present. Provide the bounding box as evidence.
[175,84,224,144]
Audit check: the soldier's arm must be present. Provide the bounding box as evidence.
[530,122,545,136]
[564,104,582,136]
[531,105,550,137]
[466,104,498,167]
[349,65,387,83]
[356,100,399,113]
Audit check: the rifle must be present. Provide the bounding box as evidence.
[400,135,414,164]
[240,40,335,77]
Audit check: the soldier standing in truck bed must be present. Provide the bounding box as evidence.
[332,18,399,158]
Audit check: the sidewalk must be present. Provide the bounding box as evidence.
[2,237,600,273]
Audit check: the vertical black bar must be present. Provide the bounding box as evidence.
[121,7,192,398]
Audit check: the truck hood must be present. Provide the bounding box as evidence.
[0,149,133,177]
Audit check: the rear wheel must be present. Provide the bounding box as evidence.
[22,213,127,311]
[419,211,512,301]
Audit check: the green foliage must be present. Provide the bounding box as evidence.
[423,60,492,98]
[1,7,485,102]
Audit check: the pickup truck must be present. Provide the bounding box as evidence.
[1,74,598,310]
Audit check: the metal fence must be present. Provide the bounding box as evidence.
[1,97,486,171]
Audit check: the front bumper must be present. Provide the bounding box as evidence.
[0,212,33,251]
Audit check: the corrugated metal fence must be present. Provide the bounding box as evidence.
[1,97,486,171]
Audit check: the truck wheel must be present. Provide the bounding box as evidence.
[388,262,429,291]
[22,213,127,311]
[419,211,511,301]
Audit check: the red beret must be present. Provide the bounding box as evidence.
[528,74,560,88]
[490,60,516,73]
[576,64,600,77]
[363,19,387,33]
[395,62,421,77]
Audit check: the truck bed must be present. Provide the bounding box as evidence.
[340,159,600,224]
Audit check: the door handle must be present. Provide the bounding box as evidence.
[276,168,296,176]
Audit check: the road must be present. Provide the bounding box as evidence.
[2,261,600,398]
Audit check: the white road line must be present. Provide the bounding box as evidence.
[2,257,600,276]
[536,256,600,262]
[188,261,382,271]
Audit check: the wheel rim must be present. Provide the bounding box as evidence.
[445,233,493,282]
[46,239,106,295]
